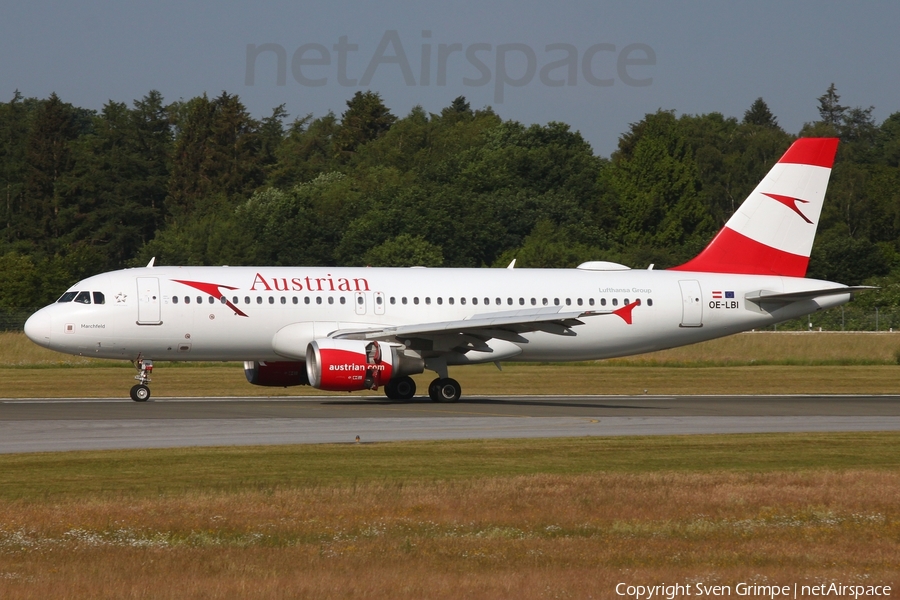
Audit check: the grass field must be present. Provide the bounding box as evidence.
[2,332,899,597]
[3,331,900,397]
[0,434,898,598]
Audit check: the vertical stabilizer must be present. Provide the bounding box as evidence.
[671,137,838,276]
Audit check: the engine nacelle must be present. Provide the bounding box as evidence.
[243,360,309,387]
[306,339,423,392]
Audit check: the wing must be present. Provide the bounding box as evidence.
[330,301,639,356]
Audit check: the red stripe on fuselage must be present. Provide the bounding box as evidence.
[669,227,809,276]
[172,279,248,317]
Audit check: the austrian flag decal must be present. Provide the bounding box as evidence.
[711,291,734,299]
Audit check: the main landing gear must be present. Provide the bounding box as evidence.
[384,375,417,400]
[381,375,462,402]
[428,377,461,403]
[130,356,153,402]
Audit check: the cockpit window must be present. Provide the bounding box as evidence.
[57,292,78,303]
[93,292,105,305]
[74,291,92,304]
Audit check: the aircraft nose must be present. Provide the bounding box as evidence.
[24,308,52,348]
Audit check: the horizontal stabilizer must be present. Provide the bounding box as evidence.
[746,286,876,304]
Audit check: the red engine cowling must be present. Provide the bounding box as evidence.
[243,360,309,387]
[306,339,395,391]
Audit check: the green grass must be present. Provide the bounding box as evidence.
[2,432,899,501]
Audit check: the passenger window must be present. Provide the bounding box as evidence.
[460,298,466,305]
[600,298,606,306]
[437,297,443,305]
[519,298,525,305]
[425,297,431,305]
[340,297,346,305]
[220,296,227,304]
[402,297,408,305]
[316,297,322,305]
[542,298,548,306]
[530,298,536,306]
[292,297,298,305]
[376,296,383,305]
[197,296,203,304]
[185,296,191,304]
[554,298,559,306]
[256,297,262,304]
[472,298,478,305]
[485,298,490,305]
[589,298,595,306]
[449,297,455,305]
[624,298,629,305]
[507,298,513,305]
[244,296,250,304]
[280,296,287,304]
[304,297,310,305]
[268,297,275,304]
[328,297,334,304]
[208,296,215,304]
[390,297,396,305]
[565,298,571,306]
[93,292,105,304]
[577,298,583,306]
[75,291,92,304]
[612,298,619,306]
[172,296,179,305]
[357,296,364,305]
[414,297,419,305]
[57,292,78,303]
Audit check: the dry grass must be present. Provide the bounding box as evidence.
[1,470,897,598]
[609,330,900,365]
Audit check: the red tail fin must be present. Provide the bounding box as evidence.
[671,138,838,277]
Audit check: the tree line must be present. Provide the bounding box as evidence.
[2,84,899,312]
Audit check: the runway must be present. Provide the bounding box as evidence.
[2,394,900,453]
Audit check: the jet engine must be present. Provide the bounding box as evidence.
[243,360,309,387]
[306,339,423,391]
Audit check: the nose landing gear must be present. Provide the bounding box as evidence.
[130,356,153,402]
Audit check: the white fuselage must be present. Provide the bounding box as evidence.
[25,265,850,363]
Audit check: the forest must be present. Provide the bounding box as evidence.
[1,84,899,328]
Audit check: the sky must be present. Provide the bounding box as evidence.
[2,1,899,157]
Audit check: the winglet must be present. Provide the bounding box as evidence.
[507,259,516,269]
[613,300,640,325]
[146,257,156,268]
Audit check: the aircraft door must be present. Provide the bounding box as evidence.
[354,291,367,315]
[137,277,162,325]
[678,280,703,327]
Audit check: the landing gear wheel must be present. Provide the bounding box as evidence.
[431,378,461,403]
[384,376,416,401]
[428,378,442,402]
[130,384,151,402]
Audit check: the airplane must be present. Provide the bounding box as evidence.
[24,137,869,402]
